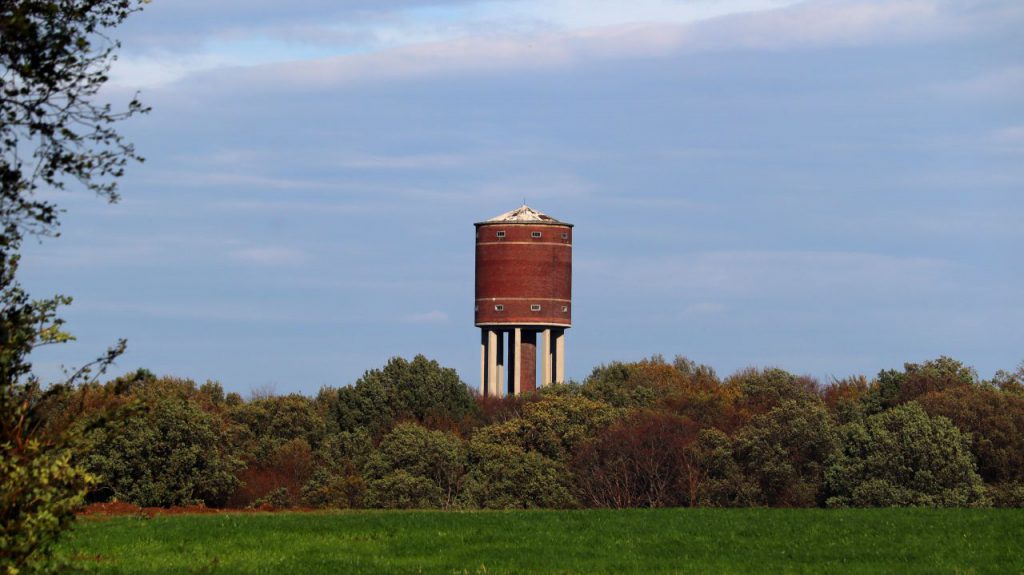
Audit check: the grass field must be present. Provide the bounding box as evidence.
[61,509,1024,574]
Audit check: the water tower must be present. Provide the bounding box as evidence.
[475,205,572,396]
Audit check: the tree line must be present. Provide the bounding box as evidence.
[30,354,1024,511]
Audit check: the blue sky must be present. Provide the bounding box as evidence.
[22,0,1024,394]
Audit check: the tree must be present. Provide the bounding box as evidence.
[2,1,147,570]
[1,0,148,245]
[572,410,701,508]
[472,392,618,463]
[825,403,987,507]
[916,386,1024,486]
[79,391,241,507]
[861,356,977,414]
[730,399,837,507]
[1,255,100,574]
[459,439,577,509]
[330,355,478,435]
[363,423,467,509]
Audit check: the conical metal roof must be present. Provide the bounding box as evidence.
[477,205,570,226]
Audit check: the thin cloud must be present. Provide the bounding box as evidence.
[228,247,312,266]
[400,310,450,324]
[166,0,952,93]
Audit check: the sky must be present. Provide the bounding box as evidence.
[20,0,1024,395]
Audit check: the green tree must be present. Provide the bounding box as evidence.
[730,399,837,507]
[331,355,477,435]
[79,392,240,507]
[825,403,988,507]
[861,356,977,414]
[2,0,147,570]
[0,256,105,574]
[363,423,467,509]
[300,430,372,509]
[916,386,1024,486]
[1,0,148,243]
[473,392,618,463]
[459,439,577,509]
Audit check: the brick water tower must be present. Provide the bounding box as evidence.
[475,205,572,396]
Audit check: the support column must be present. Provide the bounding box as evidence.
[486,329,499,397]
[510,328,522,395]
[554,328,565,384]
[541,328,552,387]
[479,329,487,396]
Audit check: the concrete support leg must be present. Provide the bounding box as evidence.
[479,330,487,396]
[510,328,522,395]
[486,329,500,397]
[520,330,537,393]
[541,328,552,387]
[554,328,565,384]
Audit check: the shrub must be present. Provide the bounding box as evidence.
[80,395,240,507]
[363,423,466,509]
[825,403,988,507]
[572,411,700,508]
[731,399,837,507]
[473,393,618,463]
[330,355,477,435]
[916,386,1024,484]
[459,440,577,509]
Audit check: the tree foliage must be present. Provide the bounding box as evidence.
[1,0,148,244]
[363,423,466,509]
[79,389,241,508]
[572,410,701,508]
[460,439,577,509]
[730,399,837,507]
[0,253,120,574]
[825,403,987,507]
[330,355,477,435]
[473,392,618,463]
[916,385,1024,485]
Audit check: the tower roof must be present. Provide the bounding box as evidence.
[476,205,571,226]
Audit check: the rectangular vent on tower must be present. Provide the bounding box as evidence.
[531,304,542,311]
[496,231,505,238]
[494,304,504,311]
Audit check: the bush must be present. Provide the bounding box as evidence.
[825,403,988,507]
[80,394,240,507]
[331,355,477,434]
[459,440,577,509]
[916,386,1024,484]
[987,482,1024,508]
[0,438,94,574]
[731,399,837,507]
[473,393,618,463]
[300,467,365,509]
[363,423,466,509]
[572,410,700,508]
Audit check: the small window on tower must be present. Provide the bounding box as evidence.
[531,304,542,312]
[531,231,542,238]
[496,231,506,238]
[561,306,569,313]
[494,304,504,311]
[561,233,568,240]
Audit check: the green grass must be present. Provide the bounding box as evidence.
[60,509,1024,574]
